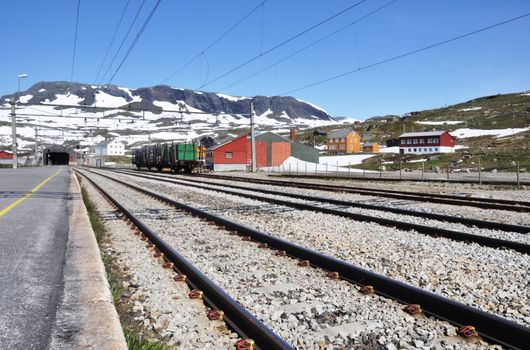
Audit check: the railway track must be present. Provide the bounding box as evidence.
[75,169,292,350]
[272,173,530,187]
[79,168,530,349]
[194,173,530,213]
[109,169,530,254]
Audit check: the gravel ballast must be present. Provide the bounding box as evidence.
[80,169,502,350]
[80,176,238,350]
[94,169,530,329]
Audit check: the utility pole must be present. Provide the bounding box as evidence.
[250,102,256,172]
[11,99,17,169]
[34,127,39,165]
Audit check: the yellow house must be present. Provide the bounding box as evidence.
[327,129,360,153]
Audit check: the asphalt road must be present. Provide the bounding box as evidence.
[0,166,70,350]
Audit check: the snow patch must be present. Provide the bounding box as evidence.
[458,107,482,112]
[450,127,530,139]
[48,93,84,105]
[416,121,465,125]
[216,93,250,102]
[295,98,328,114]
[319,154,375,166]
[19,94,33,103]
[38,89,46,92]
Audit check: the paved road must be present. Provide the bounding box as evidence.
[0,166,70,350]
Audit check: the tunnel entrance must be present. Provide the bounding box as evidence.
[42,145,74,165]
[46,151,69,165]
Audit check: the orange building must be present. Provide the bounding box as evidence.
[327,129,360,154]
[362,142,379,153]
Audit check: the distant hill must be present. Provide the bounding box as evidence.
[1,81,334,122]
[0,81,346,150]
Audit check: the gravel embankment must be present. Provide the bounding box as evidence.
[134,174,530,245]
[80,175,238,350]
[173,174,530,227]
[210,172,530,202]
[96,170,530,328]
[81,169,500,350]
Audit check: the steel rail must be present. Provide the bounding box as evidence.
[115,169,530,234]
[105,169,530,254]
[194,174,530,212]
[75,169,293,350]
[82,168,530,349]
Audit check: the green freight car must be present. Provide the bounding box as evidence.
[132,141,205,173]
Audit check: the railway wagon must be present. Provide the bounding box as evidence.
[133,141,205,173]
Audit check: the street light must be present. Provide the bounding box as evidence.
[17,73,28,93]
[12,73,28,169]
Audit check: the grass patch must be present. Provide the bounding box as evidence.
[76,174,172,350]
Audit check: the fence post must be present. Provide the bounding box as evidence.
[421,160,425,180]
[363,162,365,178]
[315,163,318,175]
[379,158,382,179]
[447,164,450,181]
[399,161,402,180]
[478,157,482,186]
[289,163,291,174]
[296,162,299,174]
[348,162,351,176]
[336,161,339,175]
[305,162,307,174]
[517,161,520,189]
[326,163,328,173]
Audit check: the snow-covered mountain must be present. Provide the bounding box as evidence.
[0,81,345,150]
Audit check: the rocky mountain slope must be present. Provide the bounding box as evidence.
[0,81,346,150]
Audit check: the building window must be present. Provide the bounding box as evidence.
[342,138,346,142]
[413,148,417,152]
[408,148,411,152]
[225,152,233,159]
[435,148,439,152]
[419,139,425,144]
[340,144,345,150]
[433,138,439,143]
[406,139,412,144]
[429,148,432,152]
[401,139,406,145]
[413,139,418,144]
[427,138,432,144]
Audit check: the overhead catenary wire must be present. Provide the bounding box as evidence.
[280,11,530,96]
[161,0,269,84]
[70,0,82,82]
[217,0,397,93]
[199,0,370,89]
[107,0,163,84]
[99,0,148,84]
[94,0,132,83]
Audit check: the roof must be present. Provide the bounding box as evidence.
[254,132,291,143]
[209,134,248,151]
[399,131,446,138]
[363,142,378,146]
[328,129,354,138]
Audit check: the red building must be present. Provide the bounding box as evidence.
[399,131,456,155]
[206,134,267,171]
[0,151,13,159]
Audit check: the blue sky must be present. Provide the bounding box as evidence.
[1,0,529,119]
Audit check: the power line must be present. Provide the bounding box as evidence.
[99,0,148,84]
[280,11,530,96]
[70,0,81,82]
[218,0,397,93]
[107,0,163,84]
[94,0,132,83]
[161,0,268,84]
[199,0,370,89]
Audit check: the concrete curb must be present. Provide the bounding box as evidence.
[49,170,127,349]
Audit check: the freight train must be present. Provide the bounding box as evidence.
[132,141,205,173]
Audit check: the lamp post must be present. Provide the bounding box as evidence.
[12,73,28,169]
[17,73,28,93]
